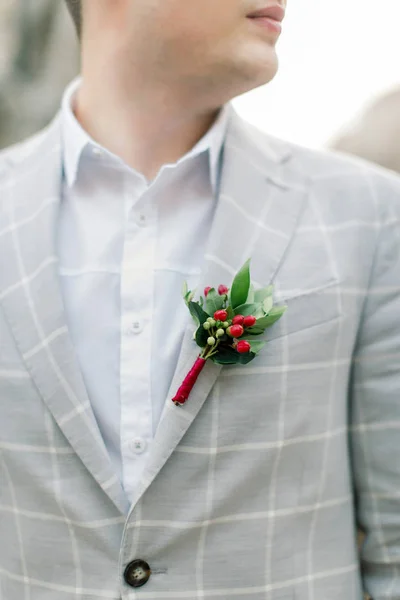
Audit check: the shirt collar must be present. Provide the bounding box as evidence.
[61,77,232,193]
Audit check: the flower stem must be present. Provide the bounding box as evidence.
[172,356,207,406]
[201,335,221,360]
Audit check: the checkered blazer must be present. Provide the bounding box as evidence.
[1,107,400,600]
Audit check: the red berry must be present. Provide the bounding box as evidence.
[214,309,228,321]
[236,340,251,354]
[228,324,244,338]
[204,286,212,297]
[243,315,257,327]
[218,284,229,296]
[232,315,244,325]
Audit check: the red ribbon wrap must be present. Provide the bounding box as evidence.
[172,356,207,405]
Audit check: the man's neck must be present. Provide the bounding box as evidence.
[74,74,221,182]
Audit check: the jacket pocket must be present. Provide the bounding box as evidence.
[266,279,341,342]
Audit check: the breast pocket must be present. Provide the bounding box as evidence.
[265,279,342,343]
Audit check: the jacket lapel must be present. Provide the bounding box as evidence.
[0,117,129,515]
[132,107,309,505]
[0,107,309,512]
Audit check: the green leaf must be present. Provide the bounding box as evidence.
[269,305,288,318]
[236,351,256,364]
[188,301,210,327]
[195,324,210,348]
[205,288,225,315]
[233,303,259,317]
[242,340,267,355]
[230,259,251,309]
[226,305,235,319]
[182,281,194,307]
[254,304,266,318]
[254,285,274,303]
[199,296,204,308]
[250,341,266,355]
[210,352,240,365]
[247,284,255,304]
[211,346,256,365]
[184,291,195,306]
[244,327,265,336]
[262,295,274,315]
[255,305,287,328]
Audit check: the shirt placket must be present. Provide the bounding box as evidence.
[120,174,156,499]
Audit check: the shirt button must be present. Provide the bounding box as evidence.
[130,438,147,455]
[92,147,103,156]
[129,320,144,334]
[135,212,148,227]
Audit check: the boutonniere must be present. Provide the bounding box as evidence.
[172,259,287,406]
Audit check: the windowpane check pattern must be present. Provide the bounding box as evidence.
[0,106,400,599]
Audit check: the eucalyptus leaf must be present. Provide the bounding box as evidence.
[242,340,266,355]
[230,259,251,309]
[188,301,210,326]
[254,285,274,303]
[205,288,225,315]
[254,304,266,319]
[262,295,274,315]
[233,303,259,317]
[247,283,255,304]
[255,305,287,328]
[269,305,288,317]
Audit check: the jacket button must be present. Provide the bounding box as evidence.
[124,559,151,588]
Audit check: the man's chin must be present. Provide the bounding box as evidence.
[244,53,279,89]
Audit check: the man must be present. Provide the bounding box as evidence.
[0,1,399,599]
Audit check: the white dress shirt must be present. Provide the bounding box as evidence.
[57,78,232,502]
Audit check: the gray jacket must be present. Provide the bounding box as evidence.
[1,107,400,599]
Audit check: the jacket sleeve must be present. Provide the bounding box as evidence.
[350,172,400,600]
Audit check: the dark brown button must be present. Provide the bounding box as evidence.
[124,559,151,588]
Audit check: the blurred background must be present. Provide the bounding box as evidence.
[0,0,79,148]
[1,0,400,173]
